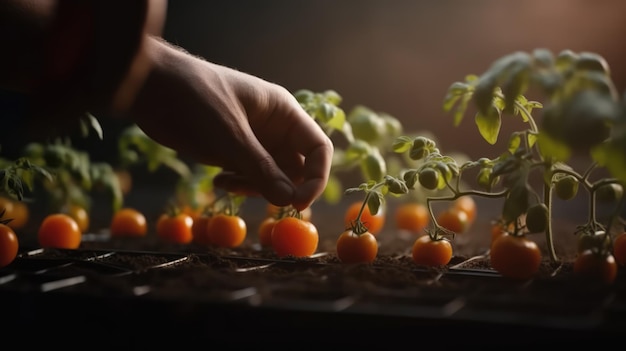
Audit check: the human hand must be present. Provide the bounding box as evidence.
[128,37,333,211]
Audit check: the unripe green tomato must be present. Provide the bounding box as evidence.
[418,168,440,190]
[525,203,549,233]
[348,107,387,144]
[596,183,623,203]
[554,175,579,201]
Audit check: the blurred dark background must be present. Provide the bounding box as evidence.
[2,0,626,170]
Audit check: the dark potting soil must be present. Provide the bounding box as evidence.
[1,195,625,347]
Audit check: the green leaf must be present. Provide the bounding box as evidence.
[475,107,502,145]
[392,136,413,153]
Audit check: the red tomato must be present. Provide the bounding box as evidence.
[157,213,193,244]
[490,233,541,280]
[613,232,626,266]
[451,196,477,224]
[336,230,378,263]
[191,215,213,246]
[490,220,512,248]
[272,217,319,257]
[411,235,453,266]
[395,202,429,234]
[436,207,469,234]
[344,201,385,235]
[206,213,247,248]
[574,250,618,285]
[110,208,147,237]
[257,216,277,248]
[0,223,18,268]
[37,213,82,249]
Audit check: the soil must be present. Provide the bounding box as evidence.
[1,190,625,347]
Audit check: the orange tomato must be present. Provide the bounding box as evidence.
[344,201,385,235]
[395,202,429,234]
[613,232,626,266]
[66,205,90,233]
[110,208,147,237]
[336,230,378,263]
[157,213,193,244]
[490,233,541,280]
[411,235,453,266]
[257,216,277,248]
[191,215,213,246]
[6,200,29,231]
[272,217,319,257]
[451,196,477,224]
[37,213,81,249]
[573,250,618,285]
[206,213,247,248]
[436,207,469,234]
[0,223,18,268]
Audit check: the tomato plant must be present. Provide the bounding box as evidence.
[490,233,541,280]
[271,216,319,258]
[344,200,386,235]
[110,208,147,237]
[206,213,247,248]
[0,223,18,268]
[157,212,193,244]
[395,202,429,234]
[37,213,82,249]
[411,234,453,266]
[573,250,618,285]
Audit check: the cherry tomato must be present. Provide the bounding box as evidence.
[37,213,82,249]
[206,213,247,248]
[525,203,549,233]
[272,216,319,257]
[0,223,18,268]
[110,208,147,237]
[554,175,579,201]
[344,201,385,235]
[613,232,626,266]
[191,215,213,246]
[257,216,277,248]
[65,204,90,233]
[573,250,618,285]
[490,233,541,280]
[436,207,469,234]
[452,196,477,224]
[411,235,453,266]
[4,199,29,231]
[157,212,193,244]
[395,202,429,234]
[336,230,378,263]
